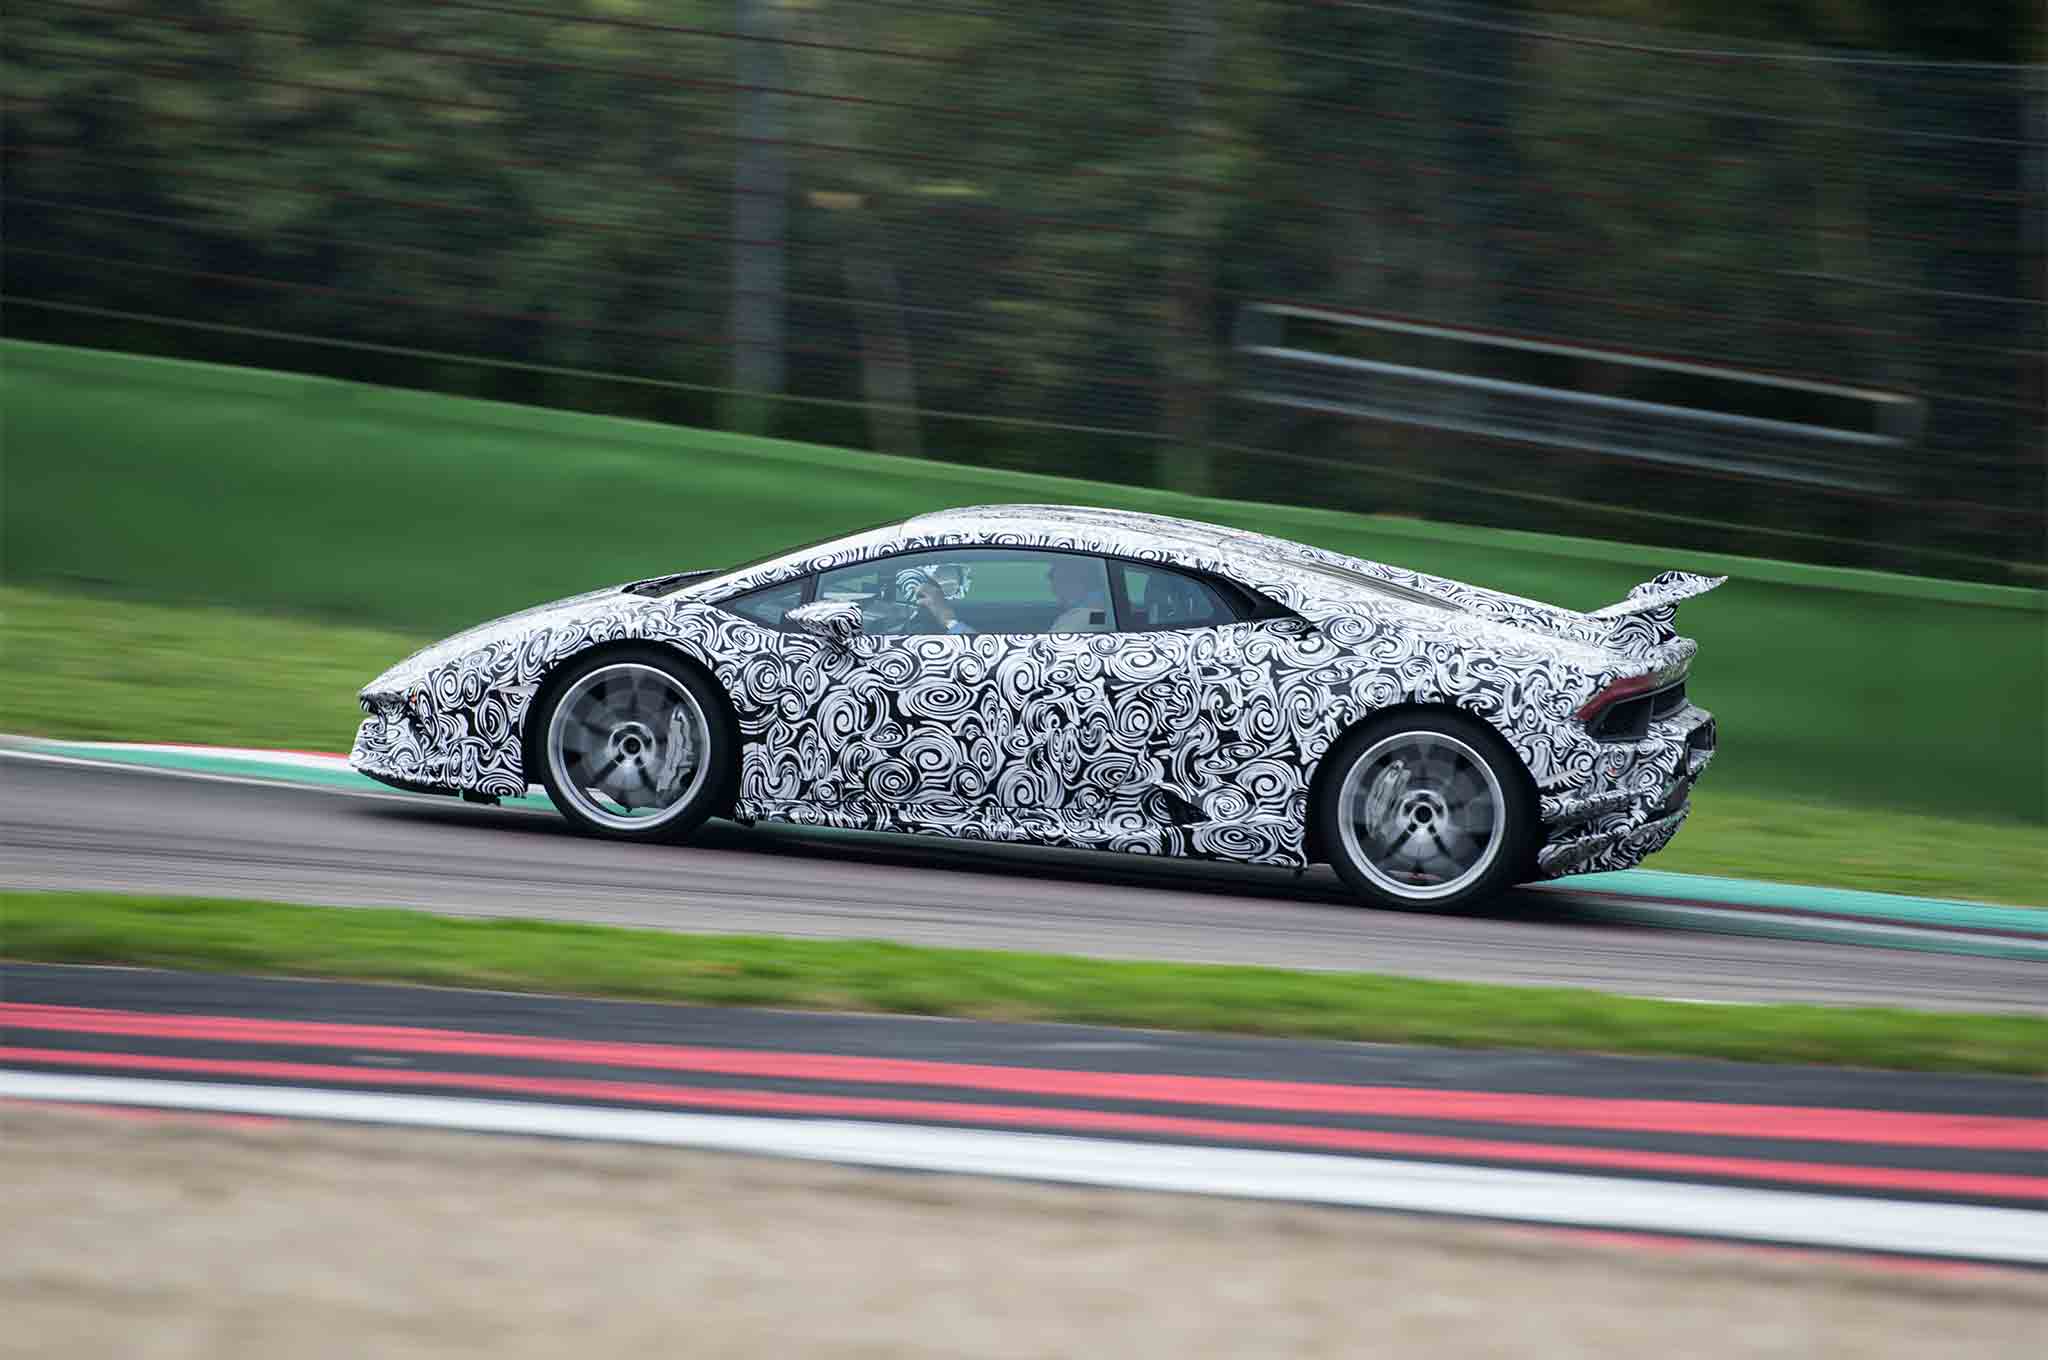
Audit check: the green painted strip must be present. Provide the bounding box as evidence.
[1569,900,2048,964]
[1568,868,2048,934]
[41,747,378,790]
[14,741,559,809]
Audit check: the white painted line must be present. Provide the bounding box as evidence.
[6,1072,2043,1264]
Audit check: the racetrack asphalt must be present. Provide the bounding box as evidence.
[4,757,2043,1011]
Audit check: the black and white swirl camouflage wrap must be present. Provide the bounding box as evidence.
[352,505,1719,880]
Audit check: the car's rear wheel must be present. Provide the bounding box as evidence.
[1317,711,1533,911]
[536,648,729,842]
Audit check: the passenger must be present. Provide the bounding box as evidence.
[1048,559,1110,631]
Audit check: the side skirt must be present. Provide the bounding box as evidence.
[733,799,1307,867]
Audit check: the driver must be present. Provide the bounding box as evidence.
[890,564,974,635]
[913,576,973,635]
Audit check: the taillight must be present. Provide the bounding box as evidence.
[1575,672,1657,724]
[1577,667,1691,742]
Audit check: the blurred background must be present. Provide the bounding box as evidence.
[5,0,2042,582]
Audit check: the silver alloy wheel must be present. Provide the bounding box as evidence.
[1335,730,1506,901]
[544,662,711,831]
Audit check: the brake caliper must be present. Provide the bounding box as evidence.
[1362,759,1410,838]
[656,705,697,800]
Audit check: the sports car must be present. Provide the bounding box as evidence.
[352,504,1721,909]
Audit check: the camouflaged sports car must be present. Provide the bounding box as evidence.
[352,505,1721,910]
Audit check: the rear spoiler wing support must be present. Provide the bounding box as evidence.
[1590,571,1727,654]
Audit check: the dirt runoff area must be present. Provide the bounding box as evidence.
[2,1104,2042,1360]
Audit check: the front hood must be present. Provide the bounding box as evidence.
[361,584,638,697]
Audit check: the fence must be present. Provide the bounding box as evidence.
[4,1,2042,582]
[1232,304,1928,494]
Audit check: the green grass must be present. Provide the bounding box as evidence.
[7,891,2043,1073]
[5,340,2043,823]
[4,582,2042,905]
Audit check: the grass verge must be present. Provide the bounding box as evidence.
[0,584,417,753]
[5,584,2041,905]
[6,892,2043,1074]
[1646,792,2046,907]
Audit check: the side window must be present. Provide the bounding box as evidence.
[812,549,1117,636]
[1115,562,1238,632]
[722,579,806,628]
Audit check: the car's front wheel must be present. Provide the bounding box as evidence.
[535,647,731,842]
[1317,711,1533,911]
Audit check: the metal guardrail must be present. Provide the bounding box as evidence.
[1233,304,1927,493]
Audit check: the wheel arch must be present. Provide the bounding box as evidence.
[1301,699,1540,867]
[520,638,744,816]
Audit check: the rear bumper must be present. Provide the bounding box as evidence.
[1534,705,1716,880]
[1537,800,1693,879]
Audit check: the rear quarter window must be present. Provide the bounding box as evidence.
[1116,562,1239,631]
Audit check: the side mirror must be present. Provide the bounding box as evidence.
[787,599,865,648]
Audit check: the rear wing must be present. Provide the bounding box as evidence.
[1591,571,1727,654]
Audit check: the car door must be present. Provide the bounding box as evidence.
[1074,560,1310,860]
[716,547,1114,837]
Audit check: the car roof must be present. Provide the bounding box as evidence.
[703,502,1466,616]
[894,503,1314,566]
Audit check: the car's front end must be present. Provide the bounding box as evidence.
[352,658,544,803]
[350,583,695,803]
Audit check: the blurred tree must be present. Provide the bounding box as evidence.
[729,0,788,433]
[1,0,2035,574]
[4,1,735,396]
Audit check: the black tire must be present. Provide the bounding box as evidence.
[1315,709,1535,912]
[532,645,734,843]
